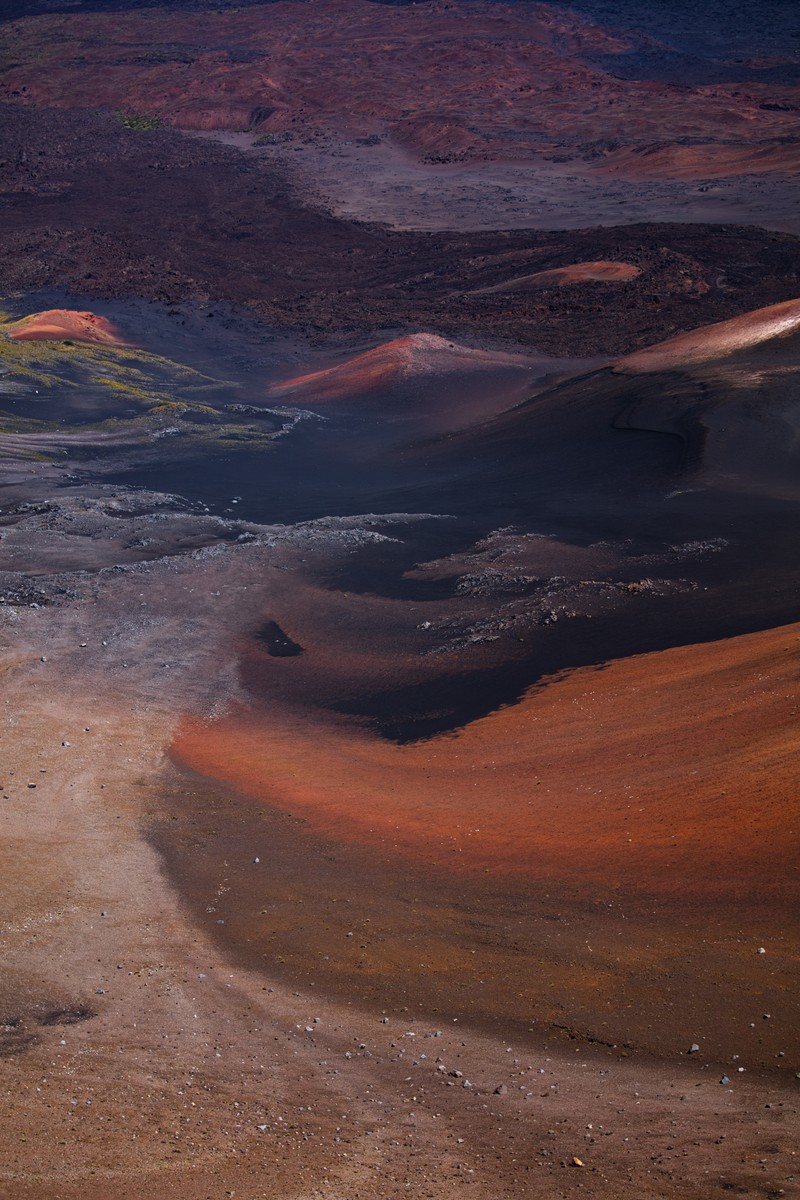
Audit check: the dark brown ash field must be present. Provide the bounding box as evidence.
[0,2,798,1197]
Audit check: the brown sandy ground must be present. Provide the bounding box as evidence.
[216,132,800,237]
[0,521,798,1199]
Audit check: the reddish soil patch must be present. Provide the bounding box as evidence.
[166,615,800,1072]
[5,308,131,346]
[268,334,551,431]
[595,139,800,180]
[270,334,463,402]
[473,260,641,293]
[1,0,798,182]
[173,622,800,906]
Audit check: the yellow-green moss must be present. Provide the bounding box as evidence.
[0,409,47,435]
[0,332,229,408]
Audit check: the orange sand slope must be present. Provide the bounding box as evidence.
[174,620,800,906]
[615,296,800,373]
[473,261,641,294]
[268,334,555,435]
[270,334,540,403]
[4,309,131,347]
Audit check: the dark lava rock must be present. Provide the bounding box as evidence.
[37,1006,97,1026]
[257,620,304,657]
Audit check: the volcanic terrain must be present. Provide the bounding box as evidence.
[0,2,798,1199]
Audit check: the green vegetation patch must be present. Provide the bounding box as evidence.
[119,110,164,132]
[0,333,218,404]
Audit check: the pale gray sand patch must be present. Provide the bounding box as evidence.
[190,131,800,235]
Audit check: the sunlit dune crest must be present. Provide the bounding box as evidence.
[474,261,641,294]
[269,333,537,402]
[4,309,132,347]
[173,621,800,904]
[615,296,800,373]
